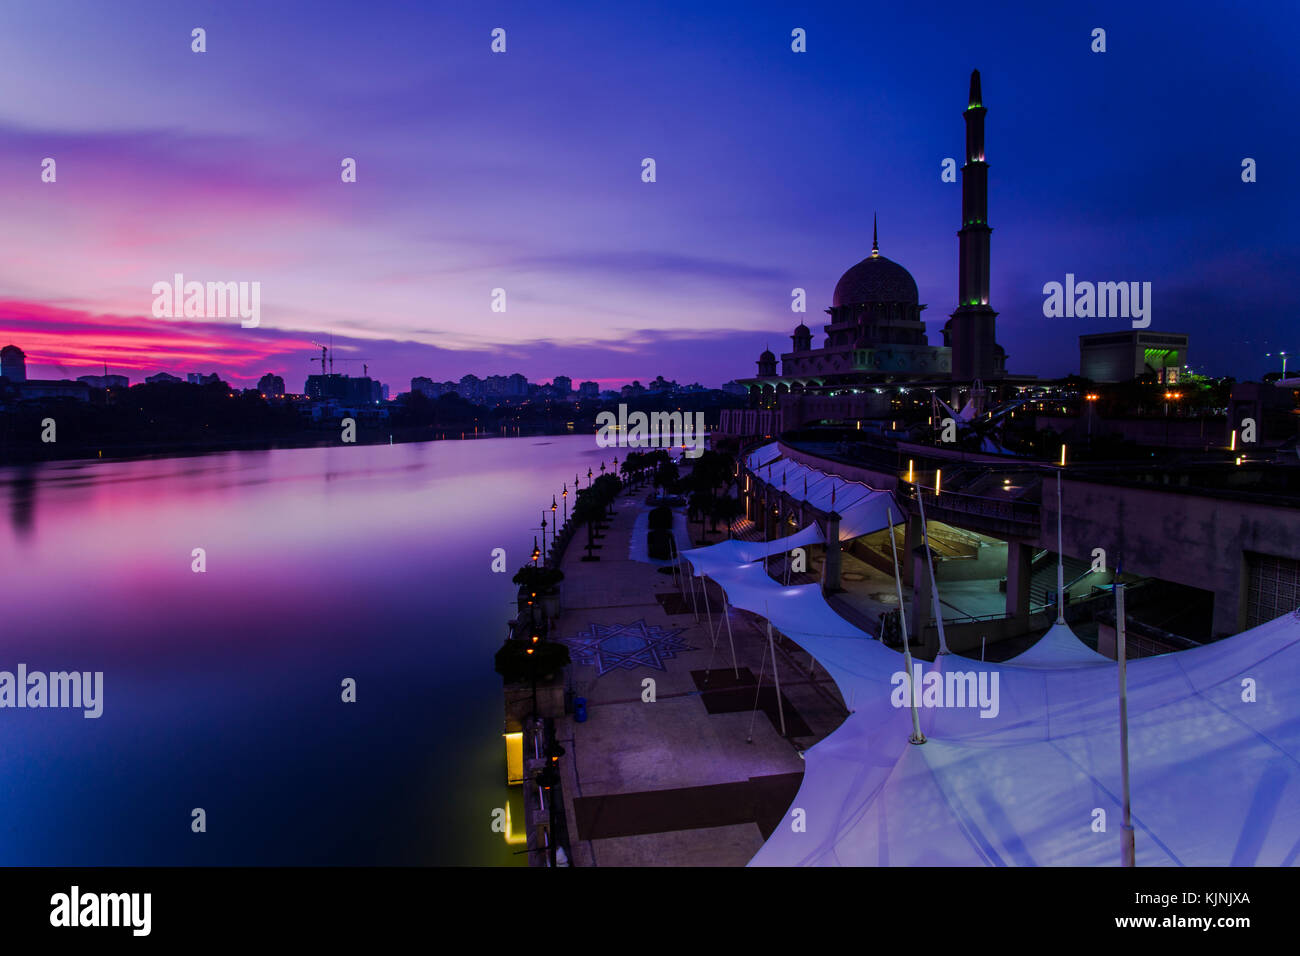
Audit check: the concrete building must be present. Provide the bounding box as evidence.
[187,372,221,386]
[146,372,184,384]
[578,381,599,399]
[257,373,286,397]
[1080,330,1189,383]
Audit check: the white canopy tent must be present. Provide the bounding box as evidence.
[746,606,1300,866]
[1004,620,1112,668]
[682,525,824,578]
[728,445,1300,866]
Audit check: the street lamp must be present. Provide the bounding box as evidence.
[562,483,568,523]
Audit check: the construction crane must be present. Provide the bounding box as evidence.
[310,343,330,374]
[309,338,371,378]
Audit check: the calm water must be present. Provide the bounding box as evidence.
[0,435,608,865]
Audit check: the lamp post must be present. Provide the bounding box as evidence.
[551,495,557,539]
[540,511,548,564]
[562,483,568,523]
[587,467,593,488]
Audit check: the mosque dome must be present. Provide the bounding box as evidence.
[832,252,919,308]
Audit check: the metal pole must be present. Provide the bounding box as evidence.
[701,574,714,637]
[1057,471,1066,624]
[722,590,739,678]
[686,559,700,622]
[887,508,925,744]
[915,486,951,655]
[1117,582,1135,866]
[765,604,786,737]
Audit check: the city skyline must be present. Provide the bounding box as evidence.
[2,2,1297,389]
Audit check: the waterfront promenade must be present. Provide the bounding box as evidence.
[550,489,850,866]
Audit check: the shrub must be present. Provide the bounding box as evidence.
[494,638,571,684]
[512,566,564,592]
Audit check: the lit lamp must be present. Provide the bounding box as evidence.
[532,536,540,566]
[562,483,568,522]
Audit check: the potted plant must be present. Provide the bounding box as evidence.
[513,565,565,620]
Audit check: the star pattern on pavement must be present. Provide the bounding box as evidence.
[562,619,695,677]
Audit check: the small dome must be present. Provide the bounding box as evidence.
[832,253,918,307]
[759,348,775,361]
[793,323,810,336]
[1,345,24,357]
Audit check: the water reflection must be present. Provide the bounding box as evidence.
[0,435,609,865]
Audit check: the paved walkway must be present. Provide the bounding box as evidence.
[551,486,848,866]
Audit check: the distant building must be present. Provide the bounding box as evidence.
[257,373,286,397]
[186,372,222,386]
[305,373,380,404]
[621,381,646,398]
[720,380,747,396]
[12,380,90,402]
[552,375,572,399]
[77,374,129,389]
[146,372,184,384]
[507,373,529,397]
[578,381,599,399]
[1,344,27,382]
[1079,331,1189,384]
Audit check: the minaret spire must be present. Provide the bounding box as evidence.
[871,213,879,257]
[948,68,999,382]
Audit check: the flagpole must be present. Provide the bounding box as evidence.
[887,508,925,744]
[1117,581,1135,866]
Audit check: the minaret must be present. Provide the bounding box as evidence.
[948,69,1001,381]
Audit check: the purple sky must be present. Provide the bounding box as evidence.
[1,0,1297,392]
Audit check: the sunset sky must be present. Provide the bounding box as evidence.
[1,0,1297,391]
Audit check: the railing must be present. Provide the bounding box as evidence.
[898,483,1040,529]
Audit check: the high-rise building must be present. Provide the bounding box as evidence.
[942,69,1005,382]
[552,375,572,398]
[578,381,599,399]
[257,373,286,397]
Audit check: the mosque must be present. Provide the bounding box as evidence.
[726,71,1006,435]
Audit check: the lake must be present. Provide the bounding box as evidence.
[0,434,611,865]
